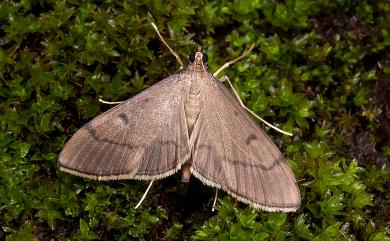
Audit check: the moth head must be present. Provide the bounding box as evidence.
[188,46,208,70]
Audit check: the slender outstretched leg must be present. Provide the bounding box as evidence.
[213,44,292,136]
[211,189,219,212]
[135,180,154,209]
[219,75,293,136]
[98,22,184,209]
[133,22,184,209]
[133,23,183,209]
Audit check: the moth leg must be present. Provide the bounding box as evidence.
[98,98,123,105]
[150,22,184,70]
[135,180,154,209]
[211,189,219,212]
[219,75,293,136]
[213,44,255,77]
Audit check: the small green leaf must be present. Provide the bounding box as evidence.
[78,219,99,240]
[164,223,183,241]
[79,219,88,235]
[313,223,347,241]
[12,142,31,158]
[369,232,390,241]
[259,35,282,61]
[294,214,314,240]
[352,190,373,208]
[252,232,270,241]
[294,0,310,15]
[275,3,289,25]
[320,194,345,216]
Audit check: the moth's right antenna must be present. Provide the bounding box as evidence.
[148,12,184,69]
[213,44,255,77]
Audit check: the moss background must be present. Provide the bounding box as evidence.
[0,0,389,240]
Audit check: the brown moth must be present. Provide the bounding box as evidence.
[58,46,300,212]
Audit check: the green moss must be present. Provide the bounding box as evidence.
[0,0,388,240]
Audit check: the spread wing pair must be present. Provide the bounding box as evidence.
[58,69,300,212]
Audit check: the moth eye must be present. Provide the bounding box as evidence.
[189,51,196,62]
[202,53,208,64]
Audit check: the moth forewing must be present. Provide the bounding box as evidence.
[189,75,300,212]
[58,74,191,181]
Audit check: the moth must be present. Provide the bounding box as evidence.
[58,37,300,212]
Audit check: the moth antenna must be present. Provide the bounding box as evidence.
[213,44,255,77]
[98,98,123,105]
[135,180,154,209]
[150,22,184,70]
[212,188,219,212]
[219,75,293,136]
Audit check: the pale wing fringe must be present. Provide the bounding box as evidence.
[190,167,298,212]
[59,152,190,181]
[220,75,293,136]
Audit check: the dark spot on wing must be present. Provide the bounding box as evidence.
[84,123,138,149]
[196,142,282,170]
[118,113,129,125]
[233,110,240,116]
[88,126,97,136]
[197,144,213,151]
[246,134,257,144]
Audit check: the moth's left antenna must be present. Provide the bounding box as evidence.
[148,12,184,69]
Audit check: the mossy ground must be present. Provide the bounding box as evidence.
[0,1,389,240]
